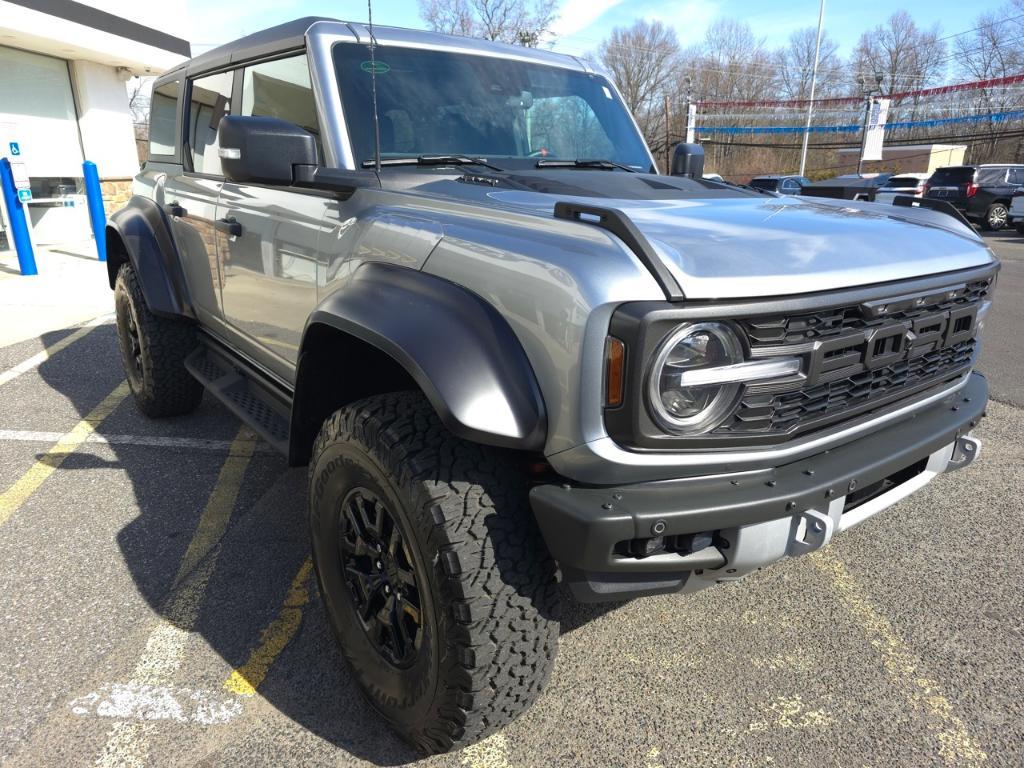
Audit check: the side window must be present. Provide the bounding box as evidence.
[241,55,320,156]
[187,71,233,175]
[977,168,1005,185]
[782,179,798,192]
[1007,168,1024,185]
[149,79,180,157]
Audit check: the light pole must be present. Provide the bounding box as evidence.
[856,72,884,175]
[799,0,826,177]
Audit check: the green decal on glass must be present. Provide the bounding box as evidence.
[360,60,391,74]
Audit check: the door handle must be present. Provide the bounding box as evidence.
[216,217,242,237]
[165,202,187,218]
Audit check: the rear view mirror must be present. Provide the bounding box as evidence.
[217,115,318,185]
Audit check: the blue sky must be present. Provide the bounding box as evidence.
[106,0,1008,61]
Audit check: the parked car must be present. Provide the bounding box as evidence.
[1008,188,1024,233]
[924,164,1024,230]
[873,173,931,205]
[105,17,998,754]
[749,174,810,194]
[800,173,893,201]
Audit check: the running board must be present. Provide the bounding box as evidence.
[184,346,291,455]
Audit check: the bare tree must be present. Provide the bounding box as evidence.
[850,11,945,97]
[597,20,681,150]
[417,0,558,46]
[774,27,843,101]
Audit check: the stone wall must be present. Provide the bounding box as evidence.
[100,178,133,217]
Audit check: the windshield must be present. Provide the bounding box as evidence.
[885,176,923,188]
[333,43,653,171]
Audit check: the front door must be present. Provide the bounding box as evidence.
[215,54,327,381]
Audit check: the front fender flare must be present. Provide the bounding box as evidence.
[302,262,547,451]
[106,196,193,318]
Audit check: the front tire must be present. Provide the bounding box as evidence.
[308,392,560,754]
[982,203,1008,231]
[114,264,203,417]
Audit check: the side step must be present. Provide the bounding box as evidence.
[184,345,291,455]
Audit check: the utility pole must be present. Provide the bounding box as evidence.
[799,0,826,177]
[664,94,671,173]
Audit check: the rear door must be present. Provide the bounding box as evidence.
[163,70,234,327]
[215,54,329,380]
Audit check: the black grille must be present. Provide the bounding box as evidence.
[739,278,991,347]
[714,277,991,438]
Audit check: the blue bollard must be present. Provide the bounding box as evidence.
[82,160,106,262]
[0,157,37,276]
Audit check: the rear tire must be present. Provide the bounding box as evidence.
[982,203,1008,231]
[114,263,203,417]
[308,392,560,754]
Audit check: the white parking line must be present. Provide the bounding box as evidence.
[0,314,113,387]
[0,429,276,454]
[69,683,242,725]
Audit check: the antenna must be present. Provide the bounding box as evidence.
[367,0,382,173]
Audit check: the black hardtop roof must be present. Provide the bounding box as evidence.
[159,16,336,81]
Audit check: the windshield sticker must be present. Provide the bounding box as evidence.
[360,60,390,74]
[602,85,613,100]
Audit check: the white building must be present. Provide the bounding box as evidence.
[0,0,189,248]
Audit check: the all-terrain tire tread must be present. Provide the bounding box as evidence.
[309,391,559,753]
[115,263,203,417]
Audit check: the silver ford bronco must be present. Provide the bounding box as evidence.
[105,17,997,753]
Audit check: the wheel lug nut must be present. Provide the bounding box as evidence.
[376,561,383,569]
[383,584,391,594]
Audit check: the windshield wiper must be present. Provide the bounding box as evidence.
[535,158,638,172]
[361,155,505,172]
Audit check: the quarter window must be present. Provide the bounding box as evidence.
[149,79,179,157]
[187,71,233,175]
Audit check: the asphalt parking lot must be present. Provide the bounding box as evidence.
[1,232,1022,768]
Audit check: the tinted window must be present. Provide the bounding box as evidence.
[149,80,179,157]
[332,42,652,170]
[781,179,799,191]
[187,71,233,175]
[929,167,975,186]
[977,167,1007,185]
[242,55,319,135]
[1007,168,1024,184]
[749,178,779,191]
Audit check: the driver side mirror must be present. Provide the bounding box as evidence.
[217,115,318,185]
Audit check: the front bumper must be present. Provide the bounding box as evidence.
[530,372,987,602]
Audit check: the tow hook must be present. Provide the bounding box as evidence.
[946,434,982,472]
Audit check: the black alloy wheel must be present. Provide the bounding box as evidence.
[337,487,422,668]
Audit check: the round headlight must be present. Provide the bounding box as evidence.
[647,322,743,433]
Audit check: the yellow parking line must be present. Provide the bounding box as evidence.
[0,380,129,527]
[224,557,313,696]
[96,427,256,768]
[0,313,112,386]
[813,550,987,766]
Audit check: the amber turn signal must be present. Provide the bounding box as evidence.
[604,336,625,407]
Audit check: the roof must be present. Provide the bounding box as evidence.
[160,17,592,82]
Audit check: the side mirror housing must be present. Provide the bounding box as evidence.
[670,142,705,178]
[217,115,318,185]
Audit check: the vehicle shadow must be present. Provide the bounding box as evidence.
[35,322,616,766]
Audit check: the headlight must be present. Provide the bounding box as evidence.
[647,322,744,434]
[646,322,803,435]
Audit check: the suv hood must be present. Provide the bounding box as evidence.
[466,184,995,299]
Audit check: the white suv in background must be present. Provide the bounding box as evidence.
[874,173,931,204]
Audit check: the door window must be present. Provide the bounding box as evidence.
[1007,168,1024,185]
[149,79,180,157]
[241,55,319,138]
[187,71,233,175]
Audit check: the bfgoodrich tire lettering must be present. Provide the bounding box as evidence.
[308,391,560,754]
[114,263,202,417]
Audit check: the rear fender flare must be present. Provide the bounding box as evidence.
[296,262,547,452]
[105,196,193,319]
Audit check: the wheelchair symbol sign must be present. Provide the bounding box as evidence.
[9,142,20,156]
